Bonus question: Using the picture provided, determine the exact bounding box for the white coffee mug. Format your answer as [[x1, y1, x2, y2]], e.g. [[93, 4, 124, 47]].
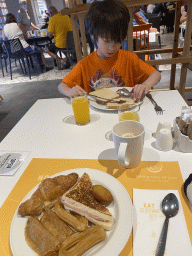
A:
[[112, 121, 145, 168]]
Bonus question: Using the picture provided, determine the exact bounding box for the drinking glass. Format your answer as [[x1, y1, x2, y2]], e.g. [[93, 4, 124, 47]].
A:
[[118, 104, 140, 122], [71, 94, 90, 125]]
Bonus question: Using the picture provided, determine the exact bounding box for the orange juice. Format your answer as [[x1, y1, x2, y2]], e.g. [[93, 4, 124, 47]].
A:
[[119, 111, 140, 122], [72, 96, 90, 125]]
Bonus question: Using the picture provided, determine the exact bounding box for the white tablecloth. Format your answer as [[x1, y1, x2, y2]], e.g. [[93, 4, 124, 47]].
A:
[[0, 90, 191, 208]]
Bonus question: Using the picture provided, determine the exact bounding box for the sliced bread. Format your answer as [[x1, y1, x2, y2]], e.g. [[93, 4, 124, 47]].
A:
[[89, 88, 119, 104], [107, 98, 135, 109]]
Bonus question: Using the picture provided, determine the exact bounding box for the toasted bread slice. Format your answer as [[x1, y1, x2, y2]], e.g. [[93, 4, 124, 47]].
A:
[[107, 98, 135, 109], [63, 173, 111, 216], [89, 88, 119, 104], [95, 98, 109, 105], [61, 173, 114, 230]]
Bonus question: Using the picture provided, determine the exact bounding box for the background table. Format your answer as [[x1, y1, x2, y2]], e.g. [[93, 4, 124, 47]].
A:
[[27, 36, 53, 48], [0, 90, 191, 208]]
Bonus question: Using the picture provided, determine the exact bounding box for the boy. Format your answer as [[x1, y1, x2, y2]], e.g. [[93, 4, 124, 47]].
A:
[[58, 0, 161, 101]]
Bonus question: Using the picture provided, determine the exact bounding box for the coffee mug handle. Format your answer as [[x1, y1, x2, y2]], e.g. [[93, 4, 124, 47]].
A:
[[118, 142, 129, 168]]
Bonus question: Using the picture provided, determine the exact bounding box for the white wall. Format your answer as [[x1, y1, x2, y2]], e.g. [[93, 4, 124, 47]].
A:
[[50, 0, 64, 12], [5, 0, 64, 26], [5, 0, 20, 20], [5, 0, 37, 24]]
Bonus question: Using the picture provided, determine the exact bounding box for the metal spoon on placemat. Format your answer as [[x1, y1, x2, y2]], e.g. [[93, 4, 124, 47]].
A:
[[155, 193, 179, 256]]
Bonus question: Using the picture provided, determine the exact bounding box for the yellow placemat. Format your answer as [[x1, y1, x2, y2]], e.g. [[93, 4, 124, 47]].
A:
[[0, 158, 191, 256]]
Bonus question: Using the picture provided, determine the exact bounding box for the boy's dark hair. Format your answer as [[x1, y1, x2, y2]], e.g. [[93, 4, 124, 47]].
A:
[[6, 13, 17, 24], [85, 0, 130, 43]]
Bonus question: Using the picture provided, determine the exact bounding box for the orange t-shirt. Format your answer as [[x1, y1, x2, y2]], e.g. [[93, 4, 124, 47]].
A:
[[62, 49, 156, 93]]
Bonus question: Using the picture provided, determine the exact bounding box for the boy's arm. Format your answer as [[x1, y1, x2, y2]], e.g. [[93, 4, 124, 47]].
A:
[[133, 70, 161, 101], [58, 82, 87, 97]]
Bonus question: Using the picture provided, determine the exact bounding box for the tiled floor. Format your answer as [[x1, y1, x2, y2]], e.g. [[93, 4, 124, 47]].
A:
[[0, 54, 71, 84]]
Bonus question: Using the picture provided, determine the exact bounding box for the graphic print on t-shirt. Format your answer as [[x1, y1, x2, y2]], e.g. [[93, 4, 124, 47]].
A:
[[88, 68, 125, 91]]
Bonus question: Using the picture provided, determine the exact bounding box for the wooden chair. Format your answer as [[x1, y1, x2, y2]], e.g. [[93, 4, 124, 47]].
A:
[[133, 23, 152, 52]]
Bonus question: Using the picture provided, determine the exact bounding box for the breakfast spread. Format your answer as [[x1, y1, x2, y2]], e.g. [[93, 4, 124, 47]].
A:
[[89, 87, 135, 109], [18, 172, 114, 256]]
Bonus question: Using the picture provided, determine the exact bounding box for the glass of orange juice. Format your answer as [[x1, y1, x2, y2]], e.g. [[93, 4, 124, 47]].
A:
[[118, 104, 140, 122], [71, 94, 90, 125]]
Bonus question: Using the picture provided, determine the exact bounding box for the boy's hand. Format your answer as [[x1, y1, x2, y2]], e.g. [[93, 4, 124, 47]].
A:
[[133, 84, 149, 101], [67, 85, 87, 97]]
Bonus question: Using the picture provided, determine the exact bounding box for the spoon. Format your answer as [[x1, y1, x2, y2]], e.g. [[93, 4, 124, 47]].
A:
[[117, 88, 132, 97], [155, 193, 179, 256]]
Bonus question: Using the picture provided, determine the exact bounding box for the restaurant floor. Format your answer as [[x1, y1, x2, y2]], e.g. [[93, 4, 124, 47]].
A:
[[0, 32, 192, 142]]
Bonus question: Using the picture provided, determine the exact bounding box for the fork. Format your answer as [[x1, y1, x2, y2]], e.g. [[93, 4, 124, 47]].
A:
[[146, 93, 165, 115]]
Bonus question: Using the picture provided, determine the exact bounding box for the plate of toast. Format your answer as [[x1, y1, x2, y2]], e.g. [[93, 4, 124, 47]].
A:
[[88, 87, 143, 111], [10, 169, 133, 256]]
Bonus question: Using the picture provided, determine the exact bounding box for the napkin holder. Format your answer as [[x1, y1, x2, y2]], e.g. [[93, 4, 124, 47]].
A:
[[173, 117, 192, 153]]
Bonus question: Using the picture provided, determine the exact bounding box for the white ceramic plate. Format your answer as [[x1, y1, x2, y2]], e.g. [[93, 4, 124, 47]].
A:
[[89, 87, 143, 112], [10, 168, 133, 256]]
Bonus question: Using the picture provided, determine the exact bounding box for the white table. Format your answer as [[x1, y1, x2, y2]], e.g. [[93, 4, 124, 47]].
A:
[[0, 90, 191, 208]]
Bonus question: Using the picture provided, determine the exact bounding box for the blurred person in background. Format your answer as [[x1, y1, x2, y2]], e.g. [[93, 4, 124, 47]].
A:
[[140, 5, 147, 14], [152, 3, 165, 15], [147, 4, 155, 14], [17, 0, 39, 39], [180, 1, 189, 39], [133, 7, 148, 25], [47, 6, 72, 68], [180, 0, 188, 24], [41, 10, 49, 29], [3, 13, 53, 72], [165, 1, 176, 32]]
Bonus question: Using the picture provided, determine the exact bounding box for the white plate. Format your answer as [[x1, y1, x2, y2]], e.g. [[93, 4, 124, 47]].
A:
[[10, 168, 133, 256], [89, 87, 143, 112]]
